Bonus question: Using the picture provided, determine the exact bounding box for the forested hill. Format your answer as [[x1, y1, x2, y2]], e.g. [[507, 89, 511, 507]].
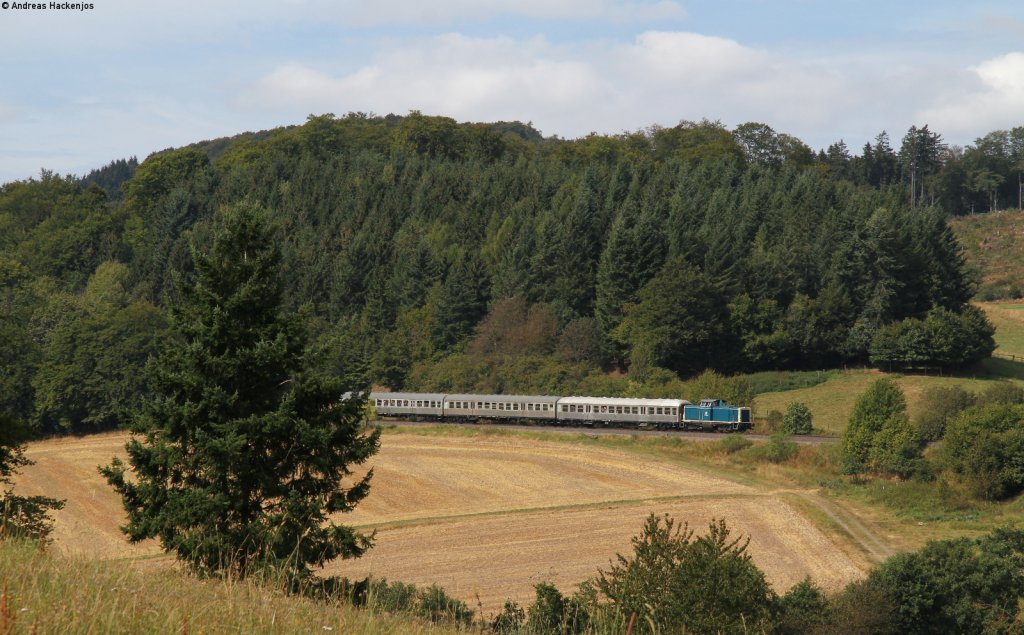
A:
[[0, 113, 1007, 435]]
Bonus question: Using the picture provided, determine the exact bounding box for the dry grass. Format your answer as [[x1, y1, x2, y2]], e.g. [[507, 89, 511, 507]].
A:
[[0, 538, 458, 635], [15, 430, 870, 618]]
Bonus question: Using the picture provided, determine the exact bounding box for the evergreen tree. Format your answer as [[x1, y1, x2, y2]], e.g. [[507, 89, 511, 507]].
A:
[[102, 202, 380, 582]]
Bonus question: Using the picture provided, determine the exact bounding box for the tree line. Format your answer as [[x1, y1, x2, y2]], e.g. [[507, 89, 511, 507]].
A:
[[0, 112, 1004, 436]]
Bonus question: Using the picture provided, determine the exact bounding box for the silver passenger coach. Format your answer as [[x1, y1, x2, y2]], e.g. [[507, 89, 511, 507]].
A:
[[371, 392, 444, 419], [444, 394, 560, 421], [557, 396, 690, 427]]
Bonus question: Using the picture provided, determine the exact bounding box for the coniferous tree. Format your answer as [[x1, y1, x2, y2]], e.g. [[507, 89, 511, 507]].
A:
[[102, 202, 379, 582]]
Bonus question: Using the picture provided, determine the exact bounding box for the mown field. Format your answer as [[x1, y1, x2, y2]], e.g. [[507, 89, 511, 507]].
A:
[[15, 430, 875, 617]]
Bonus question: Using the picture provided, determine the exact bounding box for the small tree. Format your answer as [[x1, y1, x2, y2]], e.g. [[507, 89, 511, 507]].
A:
[[841, 378, 906, 475], [782, 402, 813, 435], [102, 203, 380, 582]]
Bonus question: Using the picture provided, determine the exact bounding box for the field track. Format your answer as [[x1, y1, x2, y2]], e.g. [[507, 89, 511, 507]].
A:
[[15, 429, 881, 615]]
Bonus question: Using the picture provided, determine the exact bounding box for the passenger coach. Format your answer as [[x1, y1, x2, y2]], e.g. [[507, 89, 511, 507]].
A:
[[557, 396, 690, 428], [443, 394, 559, 422]]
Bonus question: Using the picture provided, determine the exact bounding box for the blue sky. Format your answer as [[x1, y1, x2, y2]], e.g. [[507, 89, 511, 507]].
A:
[[2, 1, 1023, 183]]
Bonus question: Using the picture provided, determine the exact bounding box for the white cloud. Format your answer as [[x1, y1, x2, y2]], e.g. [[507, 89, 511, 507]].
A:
[[241, 31, 862, 141], [917, 52, 1024, 139]]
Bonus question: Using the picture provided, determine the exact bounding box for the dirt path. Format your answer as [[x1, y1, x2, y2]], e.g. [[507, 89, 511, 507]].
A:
[[14, 431, 880, 615]]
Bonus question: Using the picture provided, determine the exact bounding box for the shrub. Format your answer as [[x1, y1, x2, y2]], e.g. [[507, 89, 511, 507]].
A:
[[750, 432, 798, 464], [841, 378, 907, 475], [718, 434, 753, 454], [491, 600, 525, 633], [913, 386, 976, 441], [942, 403, 1024, 500], [782, 402, 813, 435], [594, 515, 776, 635], [526, 582, 589, 635], [766, 409, 784, 431]]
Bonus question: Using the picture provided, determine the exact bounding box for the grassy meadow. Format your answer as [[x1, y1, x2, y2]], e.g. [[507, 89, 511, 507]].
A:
[[0, 539, 461, 635], [749, 301, 1024, 435]]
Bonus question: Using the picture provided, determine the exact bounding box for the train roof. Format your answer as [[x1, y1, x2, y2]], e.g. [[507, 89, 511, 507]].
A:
[[444, 393, 561, 403], [558, 396, 691, 407], [369, 391, 446, 401]]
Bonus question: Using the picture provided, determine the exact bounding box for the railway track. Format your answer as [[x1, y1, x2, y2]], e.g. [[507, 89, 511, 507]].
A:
[[375, 419, 838, 445]]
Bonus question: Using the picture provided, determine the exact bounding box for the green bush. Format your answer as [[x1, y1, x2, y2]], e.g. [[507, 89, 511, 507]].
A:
[[942, 403, 1024, 500], [782, 402, 813, 435], [766, 409, 784, 431], [526, 582, 589, 635], [913, 386, 976, 441], [750, 432, 798, 464], [491, 600, 525, 633], [593, 515, 776, 635]]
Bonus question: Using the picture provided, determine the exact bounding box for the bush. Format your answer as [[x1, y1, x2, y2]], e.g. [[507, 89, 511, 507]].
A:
[[491, 600, 525, 633], [782, 402, 813, 435], [766, 409, 784, 431], [913, 386, 976, 441], [841, 378, 907, 476], [848, 528, 1024, 634], [942, 403, 1024, 500], [775, 578, 828, 635], [718, 434, 753, 454], [593, 515, 776, 635], [363, 579, 475, 627], [750, 432, 798, 464], [526, 582, 589, 635]]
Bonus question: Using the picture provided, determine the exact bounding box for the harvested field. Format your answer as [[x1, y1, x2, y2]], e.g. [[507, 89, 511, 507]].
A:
[[15, 430, 874, 615]]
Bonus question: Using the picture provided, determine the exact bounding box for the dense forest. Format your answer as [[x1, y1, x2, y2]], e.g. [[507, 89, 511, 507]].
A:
[[1, 112, 1013, 436]]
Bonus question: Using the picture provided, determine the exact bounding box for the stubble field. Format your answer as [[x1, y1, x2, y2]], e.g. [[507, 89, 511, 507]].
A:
[[15, 429, 876, 614]]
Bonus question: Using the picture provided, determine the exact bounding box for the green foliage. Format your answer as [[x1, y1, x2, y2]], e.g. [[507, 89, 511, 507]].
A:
[[841, 378, 908, 475], [869, 306, 995, 370], [850, 528, 1024, 634], [868, 414, 924, 479], [782, 401, 813, 434], [913, 385, 976, 441], [101, 202, 380, 582], [491, 600, 526, 634], [942, 403, 1024, 500], [594, 514, 776, 635], [775, 578, 829, 635], [614, 257, 727, 377], [749, 432, 799, 464], [766, 409, 784, 431], [31, 261, 169, 434], [525, 582, 589, 635]]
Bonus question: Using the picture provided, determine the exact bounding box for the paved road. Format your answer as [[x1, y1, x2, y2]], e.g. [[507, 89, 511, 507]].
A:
[[376, 419, 838, 445]]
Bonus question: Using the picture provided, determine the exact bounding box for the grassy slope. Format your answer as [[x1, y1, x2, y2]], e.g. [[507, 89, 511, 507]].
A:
[[0, 539, 459, 635], [752, 295, 1024, 434], [950, 210, 1024, 299]]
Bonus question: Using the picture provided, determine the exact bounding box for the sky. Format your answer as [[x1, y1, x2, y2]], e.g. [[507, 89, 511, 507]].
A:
[[2, 0, 1024, 184]]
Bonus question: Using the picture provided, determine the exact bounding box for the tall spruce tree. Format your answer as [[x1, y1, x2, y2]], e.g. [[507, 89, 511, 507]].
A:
[[102, 202, 380, 582]]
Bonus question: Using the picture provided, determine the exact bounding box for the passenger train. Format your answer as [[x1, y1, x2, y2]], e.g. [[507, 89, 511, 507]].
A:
[[369, 392, 752, 432]]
